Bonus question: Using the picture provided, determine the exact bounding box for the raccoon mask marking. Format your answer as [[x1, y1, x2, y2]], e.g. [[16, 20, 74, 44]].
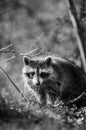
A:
[[22, 56, 60, 105], [23, 56, 54, 86]]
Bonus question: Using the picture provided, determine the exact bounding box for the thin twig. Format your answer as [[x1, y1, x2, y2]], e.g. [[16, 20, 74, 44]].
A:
[[22, 48, 41, 56], [52, 101, 63, 108], [6, 55, 16, 62], [32, 33, 44, 45], [0, 44, 13, 52], [67, 92, 86, 104], [0, 66, 28, 102], [0, 46, 41, 57], [0, 33, 43, 57]]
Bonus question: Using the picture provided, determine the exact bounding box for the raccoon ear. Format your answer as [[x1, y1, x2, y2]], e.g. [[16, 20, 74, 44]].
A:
[[23, 56, 31, 65], [45, 57, 52, 66]]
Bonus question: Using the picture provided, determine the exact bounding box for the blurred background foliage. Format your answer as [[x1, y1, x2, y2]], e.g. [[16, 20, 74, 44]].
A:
[[0, 0, 80, 101]]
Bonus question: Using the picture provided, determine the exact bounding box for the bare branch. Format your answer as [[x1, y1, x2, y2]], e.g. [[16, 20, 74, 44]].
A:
[[0, 66, 28, 102], [0, 44, 13, 52], [0, 46, 41, 56], [67, 92, 86, 104], [0, 37, 42, 57], [34, 33, 44, 43], [6, 55, 16, 62], [0, 50, 15, 54], [65, 0, 86, 72], [20, 48, 41, 56], [52, 101, 63, 108]]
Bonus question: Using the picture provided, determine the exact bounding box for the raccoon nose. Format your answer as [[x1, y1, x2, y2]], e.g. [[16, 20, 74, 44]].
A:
[[36, 81, 40, 85]]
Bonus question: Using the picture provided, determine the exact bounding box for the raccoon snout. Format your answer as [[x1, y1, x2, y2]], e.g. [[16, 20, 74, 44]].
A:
[[36, 81, 40, 86], [33, 80, 40, 86], [33, 78, 42, 86]]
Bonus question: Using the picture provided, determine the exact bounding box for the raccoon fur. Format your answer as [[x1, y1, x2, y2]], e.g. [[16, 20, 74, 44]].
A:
[[22, 55, 86, 107]]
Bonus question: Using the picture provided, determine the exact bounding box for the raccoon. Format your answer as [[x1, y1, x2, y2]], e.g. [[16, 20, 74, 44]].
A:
[[22, 55, 86, 107]]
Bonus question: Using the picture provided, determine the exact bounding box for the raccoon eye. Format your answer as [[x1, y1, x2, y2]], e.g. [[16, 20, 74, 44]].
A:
[[25, 72, 35, 79], [40, 72, 50, 78]]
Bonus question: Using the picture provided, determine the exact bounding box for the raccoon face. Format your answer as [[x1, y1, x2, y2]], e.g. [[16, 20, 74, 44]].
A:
[[22, 56, 54, 91]]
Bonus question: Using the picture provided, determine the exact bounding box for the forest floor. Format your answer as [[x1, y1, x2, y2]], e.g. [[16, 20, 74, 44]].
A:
[[0, 95, 86, 130]]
